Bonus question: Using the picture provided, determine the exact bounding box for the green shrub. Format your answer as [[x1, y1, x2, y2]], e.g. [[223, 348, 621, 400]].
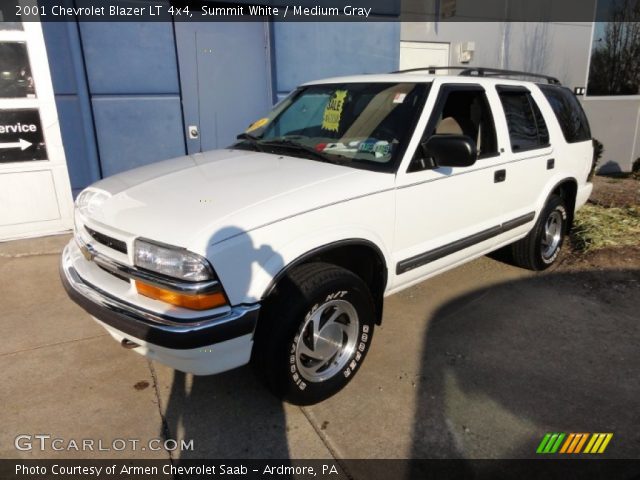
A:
[[589, 138, 604, 181]]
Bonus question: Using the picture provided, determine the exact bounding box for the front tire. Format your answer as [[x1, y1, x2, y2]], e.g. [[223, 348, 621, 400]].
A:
[[253, 263, 375, 405], [511, 194, 567, 271]]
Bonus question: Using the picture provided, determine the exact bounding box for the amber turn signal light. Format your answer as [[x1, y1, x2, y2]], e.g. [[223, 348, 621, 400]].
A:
[[135, 281, 227, 310]]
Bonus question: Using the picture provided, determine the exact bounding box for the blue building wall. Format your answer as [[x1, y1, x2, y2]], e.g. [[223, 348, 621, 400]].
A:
[[273, 22, 400, 99], [43, 19, 186, 191], [43, 11, 400, 193], [42, 21, 101, 195], [78, 21, 185, 177]]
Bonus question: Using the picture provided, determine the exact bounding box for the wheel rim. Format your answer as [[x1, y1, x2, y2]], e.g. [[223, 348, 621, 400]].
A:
[[295, 299, 359, 383], [541, 210, 563, 260]]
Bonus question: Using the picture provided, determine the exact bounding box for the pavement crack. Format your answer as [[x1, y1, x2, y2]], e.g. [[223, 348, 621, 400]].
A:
[[148, 361, 177, 476], [299, 407, 355, 480], [0, 251, 63, 258], [0, 333, 108, 358]]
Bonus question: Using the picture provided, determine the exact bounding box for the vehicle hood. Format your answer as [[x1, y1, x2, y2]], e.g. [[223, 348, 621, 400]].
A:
[[88, 149, 391, 250]]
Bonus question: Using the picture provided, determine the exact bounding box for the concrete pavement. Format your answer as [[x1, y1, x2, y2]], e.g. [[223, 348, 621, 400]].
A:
[[1, 234, 638, 463]]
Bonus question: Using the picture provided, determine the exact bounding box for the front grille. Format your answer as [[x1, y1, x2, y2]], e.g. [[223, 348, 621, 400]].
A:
[[96, 263, 129, 283], [85, 226, 128, 254]]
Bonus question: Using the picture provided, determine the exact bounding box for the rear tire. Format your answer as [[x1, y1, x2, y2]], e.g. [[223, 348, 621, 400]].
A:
[[252, 263, 376, 405], [511, 194, 567, 271]]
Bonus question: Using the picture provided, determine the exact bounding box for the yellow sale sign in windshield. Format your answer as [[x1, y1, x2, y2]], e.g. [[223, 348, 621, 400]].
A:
[[322, 90, 347, 132]]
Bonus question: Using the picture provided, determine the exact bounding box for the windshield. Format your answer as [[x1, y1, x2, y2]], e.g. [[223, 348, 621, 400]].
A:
[[234, 82, 430, 172]]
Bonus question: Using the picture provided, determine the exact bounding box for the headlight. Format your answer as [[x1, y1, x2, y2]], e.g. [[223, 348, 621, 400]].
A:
[[76, 189, 110, 216], [134, 239, 214, 282]]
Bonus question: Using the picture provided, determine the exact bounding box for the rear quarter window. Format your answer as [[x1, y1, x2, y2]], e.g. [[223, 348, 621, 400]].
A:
[[539, 85, 591, 143]]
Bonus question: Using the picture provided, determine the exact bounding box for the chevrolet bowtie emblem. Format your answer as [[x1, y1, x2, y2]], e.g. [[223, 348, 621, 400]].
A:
[[80, 244, 94, 261], [76, 237, 95, 261]]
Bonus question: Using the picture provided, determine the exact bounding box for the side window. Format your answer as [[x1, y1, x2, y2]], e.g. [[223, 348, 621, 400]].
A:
[[428, 88, 498, 159], [498, 88, 549, 152], [539, 85, 591, 143]]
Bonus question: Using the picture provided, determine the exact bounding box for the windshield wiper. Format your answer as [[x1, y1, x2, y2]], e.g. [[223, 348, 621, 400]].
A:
[[260, 138, 346, 165], [235, 132, 264, 151]]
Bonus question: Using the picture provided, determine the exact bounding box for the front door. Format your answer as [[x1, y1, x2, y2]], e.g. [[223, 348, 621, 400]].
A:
[[0, 21, 73, 240], [392, 81, 507, 289], [175, 18, 273, 154]]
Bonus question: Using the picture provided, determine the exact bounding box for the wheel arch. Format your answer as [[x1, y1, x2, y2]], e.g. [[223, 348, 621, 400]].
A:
[[261, 239, 389, 325], [548, 177, 578, 231]]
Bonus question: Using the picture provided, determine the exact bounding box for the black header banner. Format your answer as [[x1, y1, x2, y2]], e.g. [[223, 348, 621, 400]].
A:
[[2, 0, 638, 22]]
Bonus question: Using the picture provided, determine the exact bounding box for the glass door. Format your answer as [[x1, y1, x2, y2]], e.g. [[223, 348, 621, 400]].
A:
[[0, 17, 73, 240]]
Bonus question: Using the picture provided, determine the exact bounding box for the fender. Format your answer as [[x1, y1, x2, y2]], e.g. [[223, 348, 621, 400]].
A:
[[261, 238, 389, 301], [535, 175, 578, 225], [207, 224, 392, 306]]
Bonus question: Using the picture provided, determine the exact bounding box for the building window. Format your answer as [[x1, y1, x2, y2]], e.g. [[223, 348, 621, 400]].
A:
[[587, 0, 640, 96]]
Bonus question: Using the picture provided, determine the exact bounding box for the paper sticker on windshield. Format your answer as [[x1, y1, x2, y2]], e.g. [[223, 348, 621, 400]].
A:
[[246, 117, 269, 133], [322, 90, 348, 132], [393, 93, 407, 104], [358, 140, 393, 157]]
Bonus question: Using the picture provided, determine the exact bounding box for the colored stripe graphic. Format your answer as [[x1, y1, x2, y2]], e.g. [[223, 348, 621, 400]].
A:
[[549, 433, 565, 453], [536, 433, 565, 454], [559, 433, 575, 454], [566, 433, 584, 453], [536, 433, 552, 453], [538, 433, 613, 454], [584, 433, 614, 454]]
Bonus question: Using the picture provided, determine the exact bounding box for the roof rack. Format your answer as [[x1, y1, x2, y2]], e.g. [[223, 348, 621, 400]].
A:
[[390, 66, 561, 85]]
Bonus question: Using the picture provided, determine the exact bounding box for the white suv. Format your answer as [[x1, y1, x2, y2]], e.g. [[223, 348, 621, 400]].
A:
[[61, 68, 593, 404]]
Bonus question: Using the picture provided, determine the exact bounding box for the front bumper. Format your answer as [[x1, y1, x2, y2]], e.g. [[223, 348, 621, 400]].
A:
[[60, 242, 259, 374]]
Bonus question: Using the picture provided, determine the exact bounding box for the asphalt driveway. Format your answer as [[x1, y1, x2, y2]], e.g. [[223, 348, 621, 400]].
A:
[[1, 234, 638, 466]]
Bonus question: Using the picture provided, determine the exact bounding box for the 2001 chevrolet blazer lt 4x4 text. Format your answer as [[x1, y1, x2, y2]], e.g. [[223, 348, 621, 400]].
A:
[[61, 68, 594, 404]]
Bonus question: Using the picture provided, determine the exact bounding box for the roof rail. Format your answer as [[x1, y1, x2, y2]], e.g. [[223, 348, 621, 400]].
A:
[[390, 66, 561, 85]]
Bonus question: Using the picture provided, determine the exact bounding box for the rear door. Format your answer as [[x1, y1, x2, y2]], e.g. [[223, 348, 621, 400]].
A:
[[492, 85, 554, 242], [393, 80, 508, 289]]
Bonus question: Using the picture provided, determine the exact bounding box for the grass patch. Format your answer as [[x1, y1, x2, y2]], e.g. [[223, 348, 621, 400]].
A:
[[572, 204, 640, 252]]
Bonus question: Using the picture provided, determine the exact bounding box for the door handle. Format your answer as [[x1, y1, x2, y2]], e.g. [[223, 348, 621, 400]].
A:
[[494, 169, 506, 183], [547, 158, 555, 170]]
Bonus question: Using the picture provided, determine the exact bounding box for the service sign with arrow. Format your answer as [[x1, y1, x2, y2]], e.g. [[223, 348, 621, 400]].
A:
[[0, 109, 47, 163]]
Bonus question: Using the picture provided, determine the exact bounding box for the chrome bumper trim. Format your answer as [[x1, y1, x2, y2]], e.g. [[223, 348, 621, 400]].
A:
[[60, 244, 259, 349]]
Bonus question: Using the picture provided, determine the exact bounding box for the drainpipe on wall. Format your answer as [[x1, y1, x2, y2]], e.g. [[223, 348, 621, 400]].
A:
[[500, 0, 511, 69]]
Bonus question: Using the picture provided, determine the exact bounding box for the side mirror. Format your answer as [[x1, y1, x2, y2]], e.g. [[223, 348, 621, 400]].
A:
[[419, 134, 477, 168]]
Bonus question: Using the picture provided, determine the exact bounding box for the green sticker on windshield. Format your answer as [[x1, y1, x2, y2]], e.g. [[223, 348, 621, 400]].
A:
[[321, 90, 347, 132]]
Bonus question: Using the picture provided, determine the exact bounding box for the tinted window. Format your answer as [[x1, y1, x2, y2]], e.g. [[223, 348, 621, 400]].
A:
[[427, 88, 498, 158], [539, 85, 591, 143], [498, 89, 549, 152]]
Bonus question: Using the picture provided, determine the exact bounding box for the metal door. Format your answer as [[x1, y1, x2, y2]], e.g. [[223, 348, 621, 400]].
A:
[[399, 41, 450, 72], [175, 20, 273, 154]]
